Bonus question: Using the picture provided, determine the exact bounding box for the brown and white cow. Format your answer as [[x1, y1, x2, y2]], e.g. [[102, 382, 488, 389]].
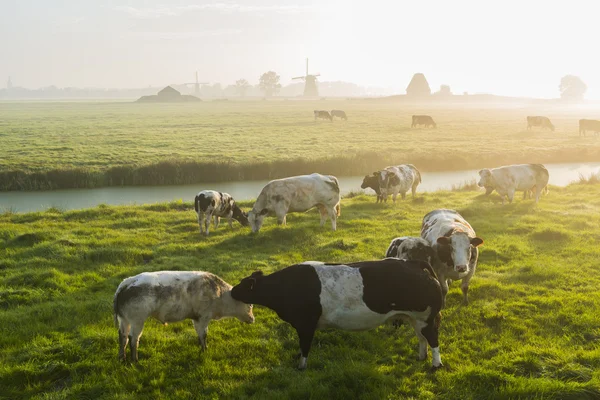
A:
[[194, 190, 248, 235], [232, 259, 443, 370], [579, 119, 600, 137], [314, 110, 332, 121], [527, 116, 555, 131], [114, 271, 255, 362], [411, 115, 436, 128], [421, 209, 483, 307], [378, 164, 422, 202], [247, 173, 341, 232], [477, 164, 549, 204]]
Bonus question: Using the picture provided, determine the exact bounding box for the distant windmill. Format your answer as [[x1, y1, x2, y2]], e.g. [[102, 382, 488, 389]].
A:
[[182, 71, 209, 95], [292, 58, 320, 97]]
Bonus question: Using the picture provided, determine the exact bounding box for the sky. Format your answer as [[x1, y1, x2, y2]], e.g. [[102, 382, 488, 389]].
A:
[[1, 0, 599, 98]]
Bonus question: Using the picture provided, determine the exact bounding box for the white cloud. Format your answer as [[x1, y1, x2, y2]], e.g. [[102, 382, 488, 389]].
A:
[[115, 3, 315, 19]]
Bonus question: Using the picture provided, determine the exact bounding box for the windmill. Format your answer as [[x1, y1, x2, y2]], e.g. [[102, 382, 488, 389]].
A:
[[292, 58, 320, 97], [182, 71, 209, 95]]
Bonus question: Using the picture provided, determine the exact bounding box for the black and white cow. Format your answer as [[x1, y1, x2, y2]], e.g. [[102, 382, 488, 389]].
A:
[[330, 110, 348, 120], [378, 164, 422, 202], [314, 110, 333, 121], [386, 237, 436, 265], [247, 173, 341, 232], [114, 271, 255, 362], [194, 190, 249, 235], [231, 259, 443, 370], [360, 173, 383, 202], [421, 209, 483, 307]]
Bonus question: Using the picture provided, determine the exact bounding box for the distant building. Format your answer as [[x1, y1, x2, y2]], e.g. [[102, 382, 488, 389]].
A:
[[136, 85, 201, 103]]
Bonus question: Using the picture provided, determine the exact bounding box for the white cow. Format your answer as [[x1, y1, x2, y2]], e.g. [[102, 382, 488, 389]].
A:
[[194, 190, 248, 235], [247, 173, 341, 232], [477, 164, 549, 204], [378, 164, 422, 202], [114, 271, 255, 362], [421, 209, 483, 307]]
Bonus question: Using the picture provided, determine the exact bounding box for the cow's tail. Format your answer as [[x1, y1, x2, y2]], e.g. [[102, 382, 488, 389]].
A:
[[113, 285, 121, 328], [417, 260, 439, 282], [335, 202, 341, 217], [409, 164, 422, 184], [194, 194, 200, 212]]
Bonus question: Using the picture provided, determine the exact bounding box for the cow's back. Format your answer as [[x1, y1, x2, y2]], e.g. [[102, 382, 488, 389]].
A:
[[422, 209, 475, 243]]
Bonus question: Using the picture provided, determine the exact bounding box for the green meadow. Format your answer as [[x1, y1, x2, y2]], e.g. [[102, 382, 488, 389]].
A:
[[1, 100, 599, 190], [1, 184, 599, 399]]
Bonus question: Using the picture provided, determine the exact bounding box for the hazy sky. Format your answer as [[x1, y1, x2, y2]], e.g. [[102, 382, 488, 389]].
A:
[[2, 0, 598, 98]]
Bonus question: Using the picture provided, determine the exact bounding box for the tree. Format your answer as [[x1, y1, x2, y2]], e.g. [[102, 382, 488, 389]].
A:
[[559, 75, 587, 101], [235, 79, 250, 97], [258, 71, 281, 97], [406, 73, 431, 97]]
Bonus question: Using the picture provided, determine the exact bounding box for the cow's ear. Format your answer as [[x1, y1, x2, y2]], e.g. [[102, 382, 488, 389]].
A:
[[259, 208, 268, 216], [437, 236, 451, 245], [471, 237, 483, 247]]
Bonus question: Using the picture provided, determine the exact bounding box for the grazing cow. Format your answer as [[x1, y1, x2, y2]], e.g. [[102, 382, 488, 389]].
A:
[[194, 190, 249, 236], [114, 271, 255, 362], [411, 115, 437, 128], [330, 110, 348, 120], [421, 209, 483, 307], [247, 173, 341, 232], [314, 110, 332, 121], [378, 164, 422, 202], [360, 173, 383, 202], [527, 116, 555, 132], [385, 237, 436, 265], [231, 259, 443, 370], [477, 164, 549, 204], [579, 119, 600, 136]]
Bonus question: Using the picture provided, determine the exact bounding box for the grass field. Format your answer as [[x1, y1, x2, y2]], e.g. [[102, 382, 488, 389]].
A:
[[1, 100, 600, 190], [1, 183, 599, 399]]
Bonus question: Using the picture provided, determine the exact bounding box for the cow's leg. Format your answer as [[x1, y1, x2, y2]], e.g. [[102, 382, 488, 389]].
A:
[[193, 317, 211, 351], [204, 212, 212, 236], [316, 204, 328, 227], [505, 188, 515, 204], [461, 249, 478, 305], [420, 318, 442, 368], [411, 184, 417, 198], [327, 206, 338, 231], [409, 318, 428, 361], [128, 321, 145, 362], [227, 212, 234, 229], [213, 216, 220, 230], [296, 327, 316, 370], [401, 191, 406, 200], [198, 211, 205, 234], [118, 318, 131, 361]]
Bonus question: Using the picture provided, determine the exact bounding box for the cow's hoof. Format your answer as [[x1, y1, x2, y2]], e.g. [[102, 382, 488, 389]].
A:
[[430, 364, 444, 373]]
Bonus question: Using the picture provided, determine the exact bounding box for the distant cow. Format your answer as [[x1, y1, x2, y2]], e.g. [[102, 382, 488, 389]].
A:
[[114, 271, 255, 362], [421, 209, 483, 307], [231, 259, 443, 370], [360, 173, 383, 202], [314, 110, 332, 121], [330, 110, 347, 120], [247, 173, 341, 232], [194, 190, 248, 236], [412, 115, 436, 128], [477, 164, 549, 204], [385, 236, 436, 265], [527, 116, 554, 131], [579, 119, 600, 136], [378, 164, 422, 202]]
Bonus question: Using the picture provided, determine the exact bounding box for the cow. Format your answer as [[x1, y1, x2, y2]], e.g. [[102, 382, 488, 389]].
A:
[[477, 164, 549, 204], [330, 110, 348, 120], [386, 236, 436, 265], [421, 209, 483, 307], [247, 173, 341, 233], [231, 259, 443, 370], [360, 173, 383, 202], [314, 110, 332, 121], [411, 115, 436, 128], [113, 271, 255, 362], [579, 119, 600, 137], [527, 116, 555, 132], [194, 190, 249, 236], [378, 164, 422, 202]]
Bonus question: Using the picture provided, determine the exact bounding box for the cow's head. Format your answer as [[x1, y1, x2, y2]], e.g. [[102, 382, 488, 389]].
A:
[[232, 205, 249, 226], [386, 238, 437, 265], [231, 271, 264, 304], [361, 173, 380, 194], [477, 169, 495, 189], [484, 186, 494, 195], [436, 232, 483, 274], [549, 123, 555, 132], [247, 208, 269, 233]]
